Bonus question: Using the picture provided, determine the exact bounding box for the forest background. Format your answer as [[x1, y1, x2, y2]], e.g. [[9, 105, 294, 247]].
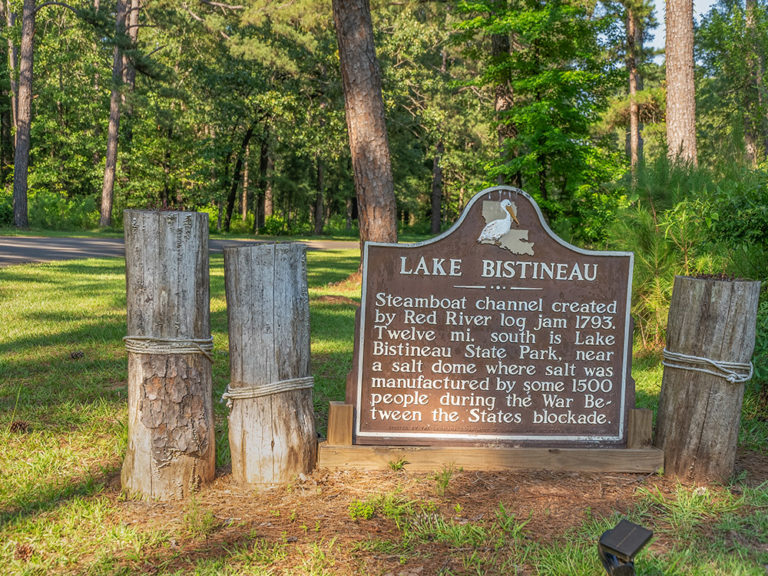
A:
[[0, 0, 766, 395]]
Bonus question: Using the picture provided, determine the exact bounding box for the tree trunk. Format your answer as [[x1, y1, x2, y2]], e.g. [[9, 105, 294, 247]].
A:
[[241, 143, 249, 221], [430, 139, 444, 235], [314, 157, 324, 236], [0, 93, 9, 177], [122, 210, 215, 500], [224, 123, 255, 232], [252, 134, 270, 233], [119, 0, 140, 182], [223, 243, 316, 485], [491, 3, 521, 188], [626, 2, 644, 176], [12, 0, 33, 229], [332, 0, 397, 248], [263, 153, 273, 220], [655, 276, 761, 482], [99, 0, 127, 228], [4, 0, 18, 145], [744, 0, 767, 166], [0, 10, 11, 177], [345, 195, 354, 231], [665, 0, 697, 165]]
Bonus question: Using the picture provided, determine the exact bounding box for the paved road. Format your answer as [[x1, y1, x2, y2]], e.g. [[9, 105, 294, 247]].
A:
[[0, 235, 359, 267]]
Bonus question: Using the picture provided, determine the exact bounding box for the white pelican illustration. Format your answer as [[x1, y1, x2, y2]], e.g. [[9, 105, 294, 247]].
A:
[[478, 199, 519, 244]]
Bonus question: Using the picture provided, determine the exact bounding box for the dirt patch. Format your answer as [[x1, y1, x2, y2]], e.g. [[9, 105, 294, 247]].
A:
[[736, 448, 768, 486]]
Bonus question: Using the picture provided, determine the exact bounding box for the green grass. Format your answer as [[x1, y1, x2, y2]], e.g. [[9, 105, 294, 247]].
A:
[[1, 249, 766, 575]]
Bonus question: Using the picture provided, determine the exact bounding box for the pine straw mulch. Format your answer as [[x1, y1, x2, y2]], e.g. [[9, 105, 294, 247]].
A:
[[101, 449, 768, 575]]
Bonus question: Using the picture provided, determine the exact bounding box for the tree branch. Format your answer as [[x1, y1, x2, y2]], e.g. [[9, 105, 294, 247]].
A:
[[199, 0, 244, 9], [34, 1, 80, 15], [182, 3, 231, 39]]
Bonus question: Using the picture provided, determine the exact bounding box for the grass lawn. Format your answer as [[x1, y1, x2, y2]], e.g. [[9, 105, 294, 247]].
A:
[[0, 250, 766, 575]]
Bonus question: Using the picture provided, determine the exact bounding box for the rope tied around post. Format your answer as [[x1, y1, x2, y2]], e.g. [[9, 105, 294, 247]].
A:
[[221, 376, 314, 409], [662, 348, 753, 384], [124, 336, 214, 362]]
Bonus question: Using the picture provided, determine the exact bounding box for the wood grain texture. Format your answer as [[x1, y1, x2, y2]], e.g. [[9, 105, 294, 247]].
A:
[[224, 243, 316, 485], [655, 276, 761, 482], [122, 210, 214, 500], [327, 402, 354, 446], [627, 408, 653, 449], [317, 443, 663, 473]]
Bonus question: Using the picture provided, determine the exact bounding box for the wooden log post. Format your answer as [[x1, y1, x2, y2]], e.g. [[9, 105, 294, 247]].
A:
[[223, 243, 316, 485], [121, 210, 215, 500], [655, 276, 761, 482]]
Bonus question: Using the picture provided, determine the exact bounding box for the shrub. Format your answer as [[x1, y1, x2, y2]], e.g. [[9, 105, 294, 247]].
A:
[[260, 215, 288, 236], [28, 190, 99, 229], [0, 188, 12, 226], [607, 205, 677, 349]]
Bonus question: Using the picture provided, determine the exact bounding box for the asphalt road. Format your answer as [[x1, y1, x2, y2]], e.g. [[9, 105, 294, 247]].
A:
[[0, 235, 359, 267]]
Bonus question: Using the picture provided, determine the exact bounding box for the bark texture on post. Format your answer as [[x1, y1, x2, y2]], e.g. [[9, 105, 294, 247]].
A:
[[122, 210, 215, 500], [655, 276, 761, 483], [224, 243, 316, 485]]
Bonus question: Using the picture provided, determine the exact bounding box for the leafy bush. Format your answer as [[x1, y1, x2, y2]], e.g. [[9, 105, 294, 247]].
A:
[[607, 205, 677, 348], [703, 168, 768, 245], [197, 204, 220, 233], [28, 190, 99, 229], [752, 294, 768, 394], [260, 215, 288, 236], [348, 499, 375, 520], [0, 188, 12, 226]]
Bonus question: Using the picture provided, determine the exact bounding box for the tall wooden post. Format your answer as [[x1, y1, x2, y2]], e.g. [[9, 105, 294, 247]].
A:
[[122, 210, 215, 499], [656, 276, 761, 482], [223, 243, 316, 485]]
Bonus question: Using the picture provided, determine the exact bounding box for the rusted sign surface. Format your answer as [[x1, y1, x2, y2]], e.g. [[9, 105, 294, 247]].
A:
[[350, 186, 634, 446]]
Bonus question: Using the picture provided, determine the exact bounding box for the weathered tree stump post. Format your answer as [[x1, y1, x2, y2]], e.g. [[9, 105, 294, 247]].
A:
[[223, 243, 316, 484], [655, 275, 761, 482], [121, 210, 215, 500]]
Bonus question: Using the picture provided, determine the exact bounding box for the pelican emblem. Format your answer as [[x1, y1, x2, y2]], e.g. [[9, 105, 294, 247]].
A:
[[477, 198, 534, 255], [478, 199, 519, 245]]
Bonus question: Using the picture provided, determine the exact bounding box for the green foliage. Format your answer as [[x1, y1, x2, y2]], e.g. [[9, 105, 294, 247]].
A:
[[388, 457, 407, 471], [0, 188, 12, 226], [606, 158, 766, 350], [348, 499, 376, 521], [457, 0, 621, 209], [348, 493, 415, 524], [698, 0, 768, 167], [638, 484, 743, 537], [28, 190, 100, 230], [744, 291, 768, 424], [410, 512, 488, 547], [432, 463, 460, 497], [261, 215, 289, 236], [608, 204, 676, 348], [183, 498, 221, 538], [703, 169, 768, 247]]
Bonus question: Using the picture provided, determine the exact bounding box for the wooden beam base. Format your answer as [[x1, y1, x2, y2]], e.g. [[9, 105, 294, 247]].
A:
[[317, 443, 663, 474]]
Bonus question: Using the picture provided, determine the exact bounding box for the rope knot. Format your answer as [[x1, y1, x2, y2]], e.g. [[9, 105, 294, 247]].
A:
[[662, 348, 753, 384], [124, 336, 214, 362], [221, 376, 314, 409]]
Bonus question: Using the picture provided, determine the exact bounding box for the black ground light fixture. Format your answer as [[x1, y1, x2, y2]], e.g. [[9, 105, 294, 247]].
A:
[[598, 519, 653, 576]]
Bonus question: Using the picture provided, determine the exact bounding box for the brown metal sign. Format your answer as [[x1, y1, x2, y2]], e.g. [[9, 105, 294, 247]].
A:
[[350, 186, 634, 446]]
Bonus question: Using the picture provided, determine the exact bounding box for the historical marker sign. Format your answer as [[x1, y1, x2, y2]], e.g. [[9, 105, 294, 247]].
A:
[[350, 186, 634, 446]]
